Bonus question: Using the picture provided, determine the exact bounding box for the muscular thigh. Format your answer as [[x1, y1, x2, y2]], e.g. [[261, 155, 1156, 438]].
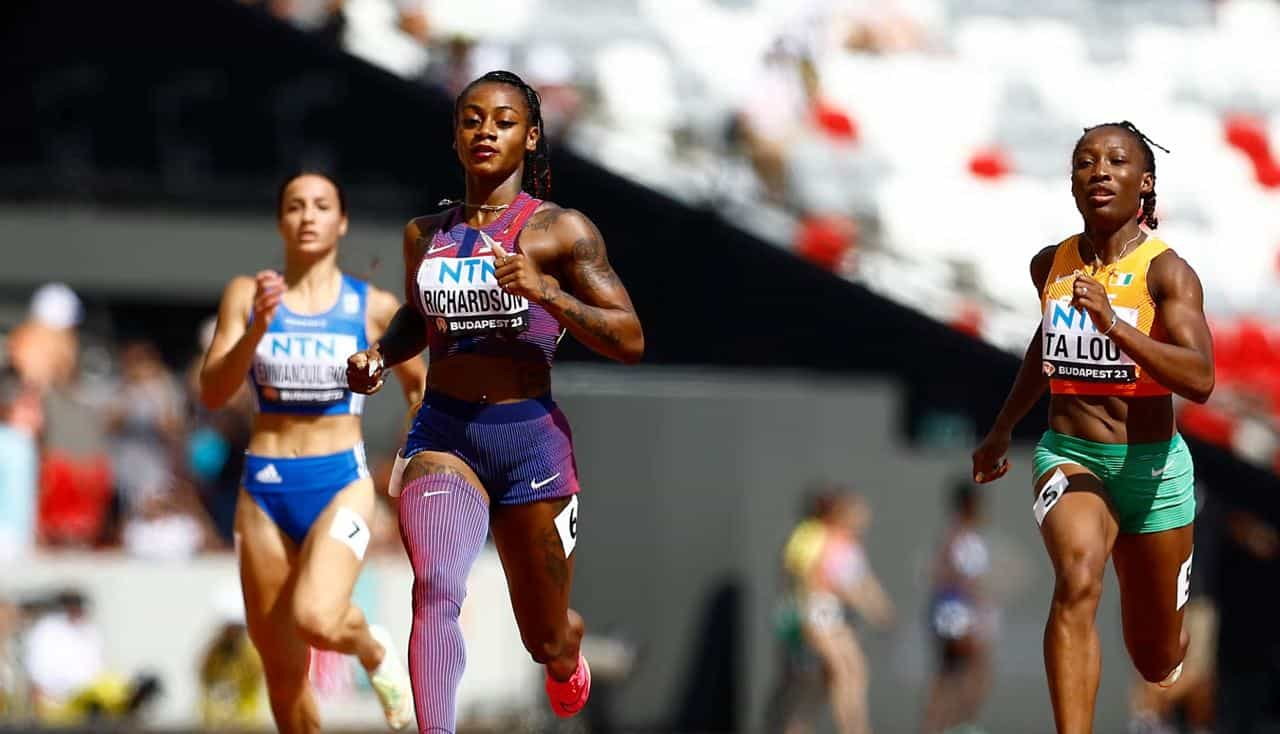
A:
[[490, 496, 577, 638], [292, 477, 377, 617], [235, 486, 298, 627], [401, 450, 487, 497], [1112, 523, 1194, 646], [1034, 463, 1119, 577]]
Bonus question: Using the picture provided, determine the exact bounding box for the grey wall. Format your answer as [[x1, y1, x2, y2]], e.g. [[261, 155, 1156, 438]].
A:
[[552, 366, 1132, 733], [0, 205, 405, 299]]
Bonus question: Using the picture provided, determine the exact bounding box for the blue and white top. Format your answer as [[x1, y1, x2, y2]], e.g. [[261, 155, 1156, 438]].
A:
[[249, 273, 369, 416]]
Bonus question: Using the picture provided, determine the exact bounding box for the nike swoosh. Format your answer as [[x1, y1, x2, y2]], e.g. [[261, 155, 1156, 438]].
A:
[[427, 243, 455, 255], [1151, 467, 1167, 477], [423, 490, 451, 497], [531, 473, 561, 490]]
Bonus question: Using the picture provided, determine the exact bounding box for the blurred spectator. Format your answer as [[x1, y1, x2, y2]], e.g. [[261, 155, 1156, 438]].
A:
[[105, 340, 185, 521], [185, 316, 251, 545], [198, 588, 264, 728], [768, 486, 893, 734], [0, 598, 31, 719], [121, 482, 218, 561], [6, 283, 81, 393], [734, 46, 815, 203], [23, 590, 161, 725], [0, 367, 41, 561], [921, 481, 996, 734], [240, 0, 346, 45], [388, 0, 430, 44], [523, 43, 583, 139], [23, 590, 105, 712]]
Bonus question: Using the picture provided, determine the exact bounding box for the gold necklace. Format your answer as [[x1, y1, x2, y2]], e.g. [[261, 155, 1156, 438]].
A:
[[436, 198, 512, 212], [1083, 230, 1142, 274]]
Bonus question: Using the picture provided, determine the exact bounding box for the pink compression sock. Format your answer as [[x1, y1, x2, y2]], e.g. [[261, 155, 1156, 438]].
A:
[[398, 473, 490, 734]]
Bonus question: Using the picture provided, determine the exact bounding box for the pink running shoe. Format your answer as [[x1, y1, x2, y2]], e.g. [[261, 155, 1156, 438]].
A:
[[545, 654, 591, 718]]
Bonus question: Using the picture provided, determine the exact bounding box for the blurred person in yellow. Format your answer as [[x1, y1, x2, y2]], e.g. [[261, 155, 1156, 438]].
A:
[[25, 590, 162, 725], [772, 487, 894, 734], [199, 588, 265, 729]]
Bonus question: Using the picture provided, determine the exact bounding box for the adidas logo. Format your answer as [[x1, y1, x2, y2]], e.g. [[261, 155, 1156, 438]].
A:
[[255, 464, 283, 484]]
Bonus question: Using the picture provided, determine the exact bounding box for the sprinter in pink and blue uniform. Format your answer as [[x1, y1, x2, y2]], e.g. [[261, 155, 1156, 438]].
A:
[[346, 71, 643, 733]]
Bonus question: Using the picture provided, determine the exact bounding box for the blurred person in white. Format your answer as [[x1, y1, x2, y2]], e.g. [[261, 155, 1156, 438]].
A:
[[105, 340, 185, 518], [921, 481, 997, 734], [9, 282, 110, 494], [6, 282, 81, 393], [199, 172, 424, 732], [0, 367, 42, 561], [779, 490, 894, 734], [523, 43, 582, 140], [121, 484, 219, 561], [239, 0, 346, 44], [735, 40, 814, 203], [23, 590, 104, 716]]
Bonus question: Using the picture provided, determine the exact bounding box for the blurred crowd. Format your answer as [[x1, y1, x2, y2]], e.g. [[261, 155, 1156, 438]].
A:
[[234, 0, 1280, 472], [0, 282, 405, 562]]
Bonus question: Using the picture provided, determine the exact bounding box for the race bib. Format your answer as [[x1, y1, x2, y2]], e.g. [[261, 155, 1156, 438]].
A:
[[253, 332, 358, 405], [418, 255, 530, 337], [1041, 298, 1140, 383]]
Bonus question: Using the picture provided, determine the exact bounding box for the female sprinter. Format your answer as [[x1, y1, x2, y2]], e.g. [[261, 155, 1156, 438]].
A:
[[972, 121, 1215, 733], [346, 70, 643, 732], [201, 173, 426, 732]]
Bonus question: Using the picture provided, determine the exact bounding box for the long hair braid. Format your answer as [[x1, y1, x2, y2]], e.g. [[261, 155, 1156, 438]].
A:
[[455, 70, 552, 199], [1077, 120, 1170, 229]]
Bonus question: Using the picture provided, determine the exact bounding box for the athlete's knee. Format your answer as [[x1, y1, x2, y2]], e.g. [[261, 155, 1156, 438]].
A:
[[1051, 553, 1105, 615], [413, 566, 467, 617], [1131, 633, 1186, 684], [292, 603, 344, 650]]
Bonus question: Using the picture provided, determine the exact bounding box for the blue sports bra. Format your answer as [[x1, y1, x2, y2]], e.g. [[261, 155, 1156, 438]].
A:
[[249, 273, 369, 416]]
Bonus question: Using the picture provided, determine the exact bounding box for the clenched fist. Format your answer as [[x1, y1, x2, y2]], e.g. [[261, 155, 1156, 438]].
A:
[[346, 344, 385, 395]]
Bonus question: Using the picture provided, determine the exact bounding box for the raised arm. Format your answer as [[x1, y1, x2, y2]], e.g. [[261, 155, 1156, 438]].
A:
[[1108, 252, 1214, 403], [972, 245, 1057, 482], [200, 271, 282, 410], [492, 208, 643, 363]]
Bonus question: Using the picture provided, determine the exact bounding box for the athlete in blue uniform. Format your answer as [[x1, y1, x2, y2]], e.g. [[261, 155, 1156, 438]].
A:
[[200, 172, 426, 733]]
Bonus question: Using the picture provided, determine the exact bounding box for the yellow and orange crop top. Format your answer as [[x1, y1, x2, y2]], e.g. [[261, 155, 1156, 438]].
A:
[[1040, 234, 1171, 397]]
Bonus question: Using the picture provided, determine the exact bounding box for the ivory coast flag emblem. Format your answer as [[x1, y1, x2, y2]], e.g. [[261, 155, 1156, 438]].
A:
[[1110, 272, 1134, 287]]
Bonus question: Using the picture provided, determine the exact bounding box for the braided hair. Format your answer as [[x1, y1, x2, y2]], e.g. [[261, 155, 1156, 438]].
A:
[[455, 70, 552, 198], [1076, 120, 1170, 229]]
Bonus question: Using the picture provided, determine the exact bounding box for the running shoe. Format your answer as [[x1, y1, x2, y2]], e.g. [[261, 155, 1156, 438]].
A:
[[366, 624, 413, 730], [545, 653, 591, 718]]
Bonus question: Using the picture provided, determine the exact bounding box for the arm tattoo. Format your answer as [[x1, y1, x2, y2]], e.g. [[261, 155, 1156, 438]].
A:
[[526, 207, 568, 233], [570, 236, 623, 293], [559, 299, 623, 347]]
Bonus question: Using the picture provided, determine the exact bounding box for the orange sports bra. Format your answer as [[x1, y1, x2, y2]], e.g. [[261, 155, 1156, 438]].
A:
[[1040, 234, 1172, 397]]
